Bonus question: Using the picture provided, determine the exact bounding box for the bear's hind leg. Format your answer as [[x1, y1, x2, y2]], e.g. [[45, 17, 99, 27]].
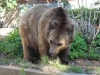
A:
[[19, 25, 40, 63], [21, 37, 40, 63]]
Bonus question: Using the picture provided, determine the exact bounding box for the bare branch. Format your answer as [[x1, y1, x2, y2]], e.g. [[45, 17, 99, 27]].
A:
[[93, 19, 100, 39]]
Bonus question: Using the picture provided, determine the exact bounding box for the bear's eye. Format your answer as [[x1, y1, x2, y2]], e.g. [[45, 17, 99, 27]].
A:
[[57, 43, 62, 46], [50, 40, 53, 44]]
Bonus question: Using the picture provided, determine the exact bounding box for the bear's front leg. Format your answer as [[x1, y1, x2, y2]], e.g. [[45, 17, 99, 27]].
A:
[[58, 46, 70, 65], [39, 42, 49, 56]]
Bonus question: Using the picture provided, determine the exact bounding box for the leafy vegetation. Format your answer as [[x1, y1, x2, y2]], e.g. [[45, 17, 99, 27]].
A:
[[0, 57, 34, 68], [40, 56, 50, 65], [68, 7, 100, 60], [69, 33, 88, 60], [0, 28, 23, 58], [88, 34, 100, 60], [69, 7, 100, 25], [69, 32, 100, 60], [0, 0, 18, 11], [20, 68, 26, 75]]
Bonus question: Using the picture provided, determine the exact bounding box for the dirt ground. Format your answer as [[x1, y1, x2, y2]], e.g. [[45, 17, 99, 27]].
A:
[[0, 52, 100, 74], [71, 59, 100, 68], [69, 59, 100, 74]]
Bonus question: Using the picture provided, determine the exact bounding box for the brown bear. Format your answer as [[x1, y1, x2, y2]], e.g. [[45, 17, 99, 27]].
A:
[[19, 6, 74, 64]]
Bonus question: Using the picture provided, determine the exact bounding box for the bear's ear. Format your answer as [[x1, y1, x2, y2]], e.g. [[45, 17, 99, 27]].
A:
[[49, 19, 58, 30]]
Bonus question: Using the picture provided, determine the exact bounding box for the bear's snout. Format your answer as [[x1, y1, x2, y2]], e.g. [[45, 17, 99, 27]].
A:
[[49, 50, 56, 56]]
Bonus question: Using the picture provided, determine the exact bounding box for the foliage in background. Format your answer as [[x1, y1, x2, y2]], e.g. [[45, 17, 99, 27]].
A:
[[69, 33, 87, 60], [88, 34, 100, 60], [69, 32, 100, 60], [69, 7, 100, 25], [0, 0, 18, 11], [61, 0, 70, 8], [68, 6, 100, 60], [19, 4, 28, 15], [0, 28, 23, 58], [0, 28, 100, 60]]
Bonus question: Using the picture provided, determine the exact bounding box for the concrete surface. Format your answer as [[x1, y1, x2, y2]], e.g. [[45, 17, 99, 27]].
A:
[[0, 65, 49, 75], [0, 65, 96, 75], [0, 28, 15, 36]]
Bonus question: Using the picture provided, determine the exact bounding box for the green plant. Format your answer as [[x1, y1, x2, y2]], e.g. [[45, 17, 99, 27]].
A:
[[92, 34, 100, 47], [88, 48, 100, 60], [97, 67, 100, 74], [20, 68, 26, 75], [19, 60, 34, 68], [51, 61, 67, 71], [0, 28, 23, 58], [85, 67, 94, 74], [68, 6, 100, 61], [69, 7, 100, 45], [61, 0, 70, 8], [67, 66, 84, 73], [0, 57, 37, 68], [40, 56, 50, 66], [69, 33, 88, 60], [69, 7, 99, 22], [0, 0, 18, 11], [88, 34, 100, 60], [69, 32, 100, 60], [0, 58, 12, 65], [20, 4, 28, 13], [48, 59, 84, 73]]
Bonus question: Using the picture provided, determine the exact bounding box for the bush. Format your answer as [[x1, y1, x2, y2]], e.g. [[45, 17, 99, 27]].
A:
[[0, 28, 23, 58], [69, 7, 99, 23], [88, 34, 100, 60], [68, 7, 100, 60], [92, 34, 100, 47], [69, 33, 88, 60], [69, 32, 100, 60], [0, 0, 18, 11]]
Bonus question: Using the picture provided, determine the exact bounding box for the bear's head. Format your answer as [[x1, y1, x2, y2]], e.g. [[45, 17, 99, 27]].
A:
[[45, 7, 74, 56], [46, 20, 74, 56], [47, 30, 70, 56]]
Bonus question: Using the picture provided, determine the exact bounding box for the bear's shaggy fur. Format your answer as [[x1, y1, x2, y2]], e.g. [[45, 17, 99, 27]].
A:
[[19, 6, 74, 64]]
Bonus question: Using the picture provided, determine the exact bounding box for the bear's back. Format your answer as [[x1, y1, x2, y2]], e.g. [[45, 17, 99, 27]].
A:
[[20, 6, 49, 27], [19, 6, 49, 51]]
